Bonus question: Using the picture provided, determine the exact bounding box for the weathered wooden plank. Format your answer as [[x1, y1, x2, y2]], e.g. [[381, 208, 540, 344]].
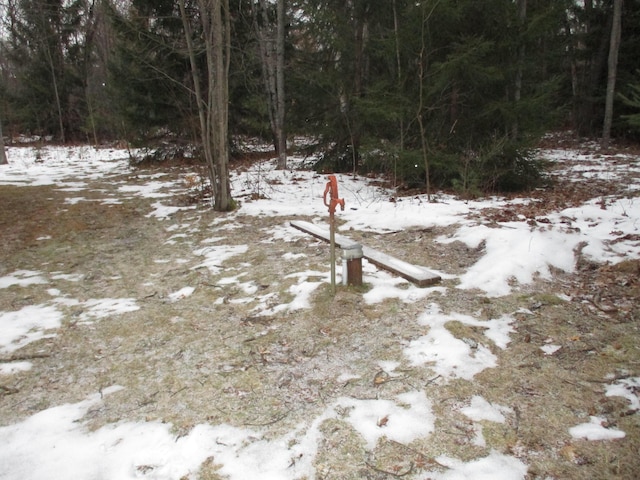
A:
[[290, 220, 441, 287]]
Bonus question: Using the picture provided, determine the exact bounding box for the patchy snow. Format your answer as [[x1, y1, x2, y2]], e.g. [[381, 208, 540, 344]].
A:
[[1, 140, 639, 479], [192, 243, 249, 274], [0, 361, 33, 375], [0, 146, 132, 187], [433, 451, 528, 480], [338, 391, 435, 449], [0, 305, 63, 354], [540, 344, 562, 355], [403, 303, 515, 380], [168, 286, 196, 302], [569, 416, 626, 441], [0, 270, 48, 288], [78, 298, 140, 323], [146, 201, 196, 219], [605, 377, 640, 411], [460, 396, 511, 423]]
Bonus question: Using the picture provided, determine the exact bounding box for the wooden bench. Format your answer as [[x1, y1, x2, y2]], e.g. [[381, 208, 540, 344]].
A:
[[290, 220, 441, 287]]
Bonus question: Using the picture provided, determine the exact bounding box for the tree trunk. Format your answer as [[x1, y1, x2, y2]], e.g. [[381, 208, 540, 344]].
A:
[[392, 0, 402, 188], [179, 0, 213, 181], [417, 10, 430, 202], [83, 0, 99, 145], [275, 0, 286, 169], [181, 0, 233, 212], [512, 0, 526, 139], [580, 3, 614, 135], [253, 0, 287, 169], [0, 119, 7, 165], [602, 0, 622, 147], [211, 0, 232, 211]]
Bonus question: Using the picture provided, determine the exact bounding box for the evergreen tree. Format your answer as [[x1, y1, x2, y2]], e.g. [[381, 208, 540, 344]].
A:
[[620, 71, 640, 131], [289, 0, 563, 193], [107, 0, 192, 142], [614, 0, 640, 139], [6, 0, 70, 140]]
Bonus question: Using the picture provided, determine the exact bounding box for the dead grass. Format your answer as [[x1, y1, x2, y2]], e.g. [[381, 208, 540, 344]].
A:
[[0, 158, 639, 479]]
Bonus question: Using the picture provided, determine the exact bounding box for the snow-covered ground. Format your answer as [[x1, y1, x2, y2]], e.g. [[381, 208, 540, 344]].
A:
[[1, 140, 639, 479]]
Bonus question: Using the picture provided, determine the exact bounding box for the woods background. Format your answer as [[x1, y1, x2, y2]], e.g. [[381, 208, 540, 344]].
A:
[[1, 0, 639, 203]]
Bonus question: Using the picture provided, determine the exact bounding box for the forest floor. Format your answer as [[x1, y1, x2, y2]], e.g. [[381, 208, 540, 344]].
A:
[[0, 135, 639, 479]]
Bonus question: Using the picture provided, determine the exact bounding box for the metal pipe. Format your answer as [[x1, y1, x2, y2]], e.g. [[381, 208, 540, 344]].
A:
[[323, 175, 344, 294]]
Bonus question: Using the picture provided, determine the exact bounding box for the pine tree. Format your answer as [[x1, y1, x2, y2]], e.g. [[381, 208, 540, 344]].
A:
[[107, 0, 191, 142], [620, 72, 640, 131], [6, 0, 70, 140]]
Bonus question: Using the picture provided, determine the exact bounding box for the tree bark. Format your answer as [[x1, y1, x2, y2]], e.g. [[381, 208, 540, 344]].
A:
[[180, 0, 233, 211], [253, 0, 287, 169], [211, 0, 232, 211], [512, 0, 526, 139], [275, 0, 286, 169], [392, 0, 403, 188], [179, 0, 213, 183], [417, 8, 430, 202], [0, 119, 7, 165], [580, 2, 614, 135], [602, 0, 622, 147]]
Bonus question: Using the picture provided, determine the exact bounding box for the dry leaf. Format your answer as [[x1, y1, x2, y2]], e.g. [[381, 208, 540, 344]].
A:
[[377, 415, 389, 427], [373, 370, 390, 386], [560, 444, 577, 462]]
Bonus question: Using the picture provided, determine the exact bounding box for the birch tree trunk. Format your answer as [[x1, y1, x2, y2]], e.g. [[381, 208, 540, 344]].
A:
[[602, 0, 623, 147], [253, 0, 287, 169]]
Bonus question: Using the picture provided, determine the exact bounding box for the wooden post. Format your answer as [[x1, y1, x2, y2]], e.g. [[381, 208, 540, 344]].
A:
[[342, 243, 363, 286]]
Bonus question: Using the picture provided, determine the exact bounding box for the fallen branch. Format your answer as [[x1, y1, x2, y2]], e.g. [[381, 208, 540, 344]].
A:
[[0, 353, 50, 363]]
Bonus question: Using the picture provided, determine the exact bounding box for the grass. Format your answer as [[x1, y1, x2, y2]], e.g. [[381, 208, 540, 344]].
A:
[[1, 162, 639, 479]]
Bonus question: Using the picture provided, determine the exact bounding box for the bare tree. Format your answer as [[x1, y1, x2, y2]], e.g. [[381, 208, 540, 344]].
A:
[[602, 0, 623, 147], [252, 0, 287, 169], [415, 2, 438, 202], [179, 0, 233, 211], [512, 0, 526, 139]]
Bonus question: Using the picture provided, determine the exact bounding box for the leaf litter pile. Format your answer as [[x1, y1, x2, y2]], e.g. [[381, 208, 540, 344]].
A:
[[0, 135, 639, 479]]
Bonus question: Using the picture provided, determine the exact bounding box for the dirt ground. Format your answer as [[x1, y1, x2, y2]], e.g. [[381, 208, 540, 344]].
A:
[[0, 144, 639, 479]]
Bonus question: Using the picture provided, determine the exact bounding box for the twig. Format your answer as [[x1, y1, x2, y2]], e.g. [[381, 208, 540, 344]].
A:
[[426, 374, 441, 386], [170, 386, 188, 398], [135, 391, 159, 408], [0, 353, 51, 363], [242, 410, 289, 427], [387, 439, 432, 462], [365, 461, 414, 477], [0, 385, 19, 395]]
